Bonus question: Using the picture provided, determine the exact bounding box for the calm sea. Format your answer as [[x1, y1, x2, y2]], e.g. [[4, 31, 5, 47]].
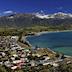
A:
[[27, 31, 72, 56]]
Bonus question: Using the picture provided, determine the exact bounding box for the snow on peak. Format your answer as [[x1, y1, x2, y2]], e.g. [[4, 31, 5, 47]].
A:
[[54, 12, 67, 15], [35, 12, 72, 19], [34, 11, 49, 19], [35, 13, 49, 19]]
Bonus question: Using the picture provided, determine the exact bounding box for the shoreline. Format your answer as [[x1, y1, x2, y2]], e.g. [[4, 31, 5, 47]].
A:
[[35, 30, 72, 36], [21, 36, 32, 47], [21, 30, 72, 57], [22, 30, 72, 40], [22, 29, 72, 47]]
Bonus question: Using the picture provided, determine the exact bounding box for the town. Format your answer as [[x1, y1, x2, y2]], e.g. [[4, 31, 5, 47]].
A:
[[0, 36, 72, 72]]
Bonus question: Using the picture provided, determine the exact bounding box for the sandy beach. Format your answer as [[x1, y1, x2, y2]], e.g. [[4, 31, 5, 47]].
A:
[[35, 30, 72, 36]]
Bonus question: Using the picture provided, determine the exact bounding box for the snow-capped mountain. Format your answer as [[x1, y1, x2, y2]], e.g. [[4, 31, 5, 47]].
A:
[[1, 10, 72, 19], [35, 12, 72, 19], [0, 11, 72, 27]]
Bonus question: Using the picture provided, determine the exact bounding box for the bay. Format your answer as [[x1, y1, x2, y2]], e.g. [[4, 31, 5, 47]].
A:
[[26, 31, 72, 56]]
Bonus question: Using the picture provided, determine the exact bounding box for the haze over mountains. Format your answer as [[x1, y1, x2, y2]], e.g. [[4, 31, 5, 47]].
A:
[[0, 10, 72, 27]]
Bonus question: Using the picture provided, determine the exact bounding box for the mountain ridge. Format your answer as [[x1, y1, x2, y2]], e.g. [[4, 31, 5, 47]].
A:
[[34, 12, 72, 19], [0, 11, 72, 27]]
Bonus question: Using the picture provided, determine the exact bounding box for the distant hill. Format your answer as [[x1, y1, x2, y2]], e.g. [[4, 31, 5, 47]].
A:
[[0, 12, 72, 27]]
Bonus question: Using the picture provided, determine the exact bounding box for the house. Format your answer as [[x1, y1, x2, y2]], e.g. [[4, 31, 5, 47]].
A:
[[52, 63, 59, 67], [0, 61, 3, 65], [13, 60, 22, 64], [11, 66, 17, 70], [44, 56, 50, 61], [32, 53, 41, 57], [4, 61, 12, 67], [30, 60, 37, 66], [13, 54, 18, 57], [11, 57, 15, 61]]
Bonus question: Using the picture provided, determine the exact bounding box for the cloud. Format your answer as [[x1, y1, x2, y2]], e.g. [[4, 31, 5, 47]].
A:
[[3, 11, 13, 14]]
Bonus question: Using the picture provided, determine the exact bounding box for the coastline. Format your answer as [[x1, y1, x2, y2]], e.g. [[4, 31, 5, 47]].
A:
[[35, 30, 72, 36], [22, 29, 72, 48], [21, 36, 32, 47], [21, 30, 72, 57], [22, 30, 72, 40]]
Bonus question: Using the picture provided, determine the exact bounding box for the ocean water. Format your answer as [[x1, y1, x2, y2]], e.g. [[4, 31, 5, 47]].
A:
[[26, 31, 72, 56]]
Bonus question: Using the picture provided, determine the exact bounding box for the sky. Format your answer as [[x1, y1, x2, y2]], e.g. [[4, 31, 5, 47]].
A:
[[0, 0, 72, 14]]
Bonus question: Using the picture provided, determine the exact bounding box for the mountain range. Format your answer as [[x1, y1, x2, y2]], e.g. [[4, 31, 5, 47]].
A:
[[0, 11, 72, 27]]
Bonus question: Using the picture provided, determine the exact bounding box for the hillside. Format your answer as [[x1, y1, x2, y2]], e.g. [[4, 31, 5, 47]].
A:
[[0, 12, 72, 28]]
